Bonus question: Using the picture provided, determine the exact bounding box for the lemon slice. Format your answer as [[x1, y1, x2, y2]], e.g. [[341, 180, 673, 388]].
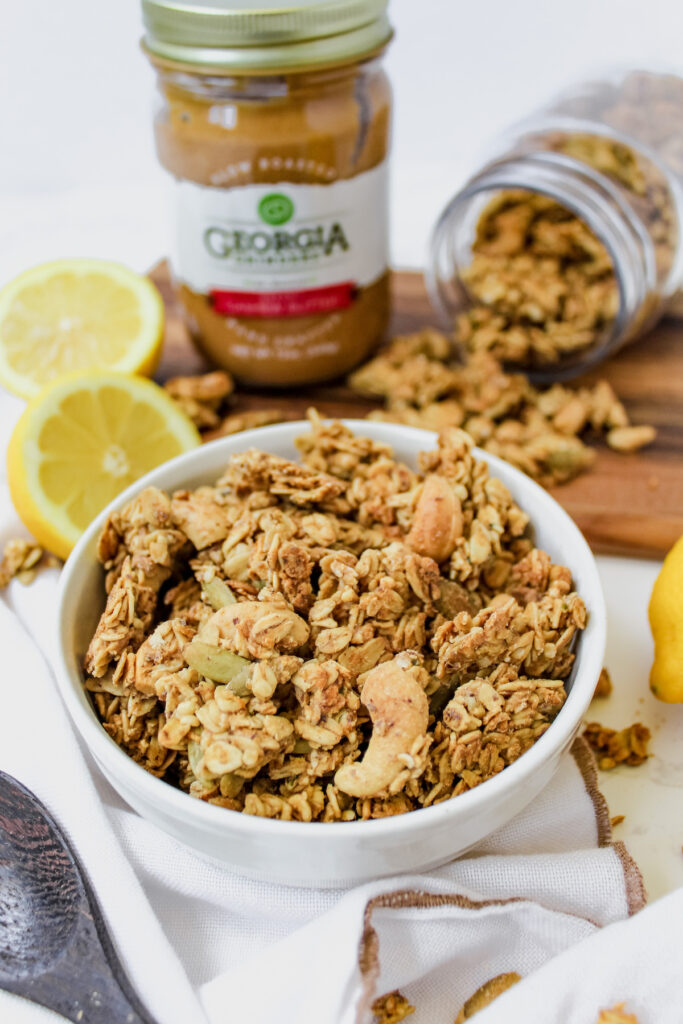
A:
[[0, 259, 164, 398], [8, 371, 201, 559]]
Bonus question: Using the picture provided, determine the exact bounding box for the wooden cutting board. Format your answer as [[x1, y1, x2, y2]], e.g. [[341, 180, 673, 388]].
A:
[[151, 262, 683, 560]]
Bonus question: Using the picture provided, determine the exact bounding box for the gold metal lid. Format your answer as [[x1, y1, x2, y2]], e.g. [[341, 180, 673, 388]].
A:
[[141, 0, 392, 72]]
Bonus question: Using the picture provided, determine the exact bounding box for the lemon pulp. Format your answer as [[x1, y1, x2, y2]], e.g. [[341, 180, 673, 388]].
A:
[[0, 260, 164, 398], [8, 372, 200, 559]]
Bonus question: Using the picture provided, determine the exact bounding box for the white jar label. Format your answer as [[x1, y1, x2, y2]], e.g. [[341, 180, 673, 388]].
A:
[[172, 162, 389, 317]]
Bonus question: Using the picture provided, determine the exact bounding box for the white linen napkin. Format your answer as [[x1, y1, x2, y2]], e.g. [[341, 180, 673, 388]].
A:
[[0, 394, 673, 1024]]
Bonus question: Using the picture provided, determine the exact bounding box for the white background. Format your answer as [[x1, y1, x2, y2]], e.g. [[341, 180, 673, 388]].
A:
[[0, 0, 682, 910]]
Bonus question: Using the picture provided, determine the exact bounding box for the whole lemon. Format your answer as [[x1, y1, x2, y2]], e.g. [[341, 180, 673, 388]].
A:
[[649, 535, 683, 702]]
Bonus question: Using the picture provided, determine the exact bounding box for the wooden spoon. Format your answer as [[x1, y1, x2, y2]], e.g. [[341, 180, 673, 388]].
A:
[[0, 770, 158, 1023]]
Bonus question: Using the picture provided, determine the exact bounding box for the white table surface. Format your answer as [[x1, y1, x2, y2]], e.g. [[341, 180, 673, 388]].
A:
[[0, 15, 682, 1023]]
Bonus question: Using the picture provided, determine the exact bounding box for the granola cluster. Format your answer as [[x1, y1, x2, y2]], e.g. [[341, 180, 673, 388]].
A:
[[547, 132, 676, 287], [163, 370, 285, 440], [372, 989, 638, 1023], [350, 328, 655, 487], [83, 414, 587, 821], [0, 538, 57, 587], [371, 991, 415, 1023], [583, 720, 651, 770], [458, 126, 677, 368], [458, 191, 619, 366], [593, 667, 613, 699], [555, 72, 683, 269], [597, 71, 683, 176]]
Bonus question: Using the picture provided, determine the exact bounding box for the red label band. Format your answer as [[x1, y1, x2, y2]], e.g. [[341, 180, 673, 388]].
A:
[[210, 282, 356, 318]]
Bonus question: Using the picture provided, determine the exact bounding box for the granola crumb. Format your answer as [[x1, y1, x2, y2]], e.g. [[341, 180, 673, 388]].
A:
[[371, 990, 415, 1023], [647, 474, 660, 490], [583, 721, 651, 770], [596, 1003, 641, 1023], [607, 425, 657, 453], [454, 973, 521, 1022], [593, 667, 613, 699], [0, 538, 47, 588], [611, 814, 625, 827]]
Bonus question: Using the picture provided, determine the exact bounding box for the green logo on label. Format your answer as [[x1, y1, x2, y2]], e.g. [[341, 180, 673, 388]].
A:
[[258, 193, 294, 226]]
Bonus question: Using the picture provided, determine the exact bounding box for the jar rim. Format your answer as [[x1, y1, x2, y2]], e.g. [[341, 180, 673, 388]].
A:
[[141, 0, 392, 73]]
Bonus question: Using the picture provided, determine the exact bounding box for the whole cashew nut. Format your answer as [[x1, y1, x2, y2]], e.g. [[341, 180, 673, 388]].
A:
[[334, 653, 429, 798], [198, 601, 310, 660], [406, 475, 463, 564]]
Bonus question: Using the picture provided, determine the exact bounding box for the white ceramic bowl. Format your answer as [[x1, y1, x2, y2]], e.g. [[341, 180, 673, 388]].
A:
[[56, 421, 605, 887]]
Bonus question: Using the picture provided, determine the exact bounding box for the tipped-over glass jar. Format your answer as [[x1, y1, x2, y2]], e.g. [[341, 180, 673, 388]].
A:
[[142, 0, 392, 387], [429, 70, 683, 381]]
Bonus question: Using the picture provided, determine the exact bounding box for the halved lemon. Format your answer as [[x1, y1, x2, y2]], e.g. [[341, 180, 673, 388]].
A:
[[0, 259, 164, 398], [8, 371, 201, 559]]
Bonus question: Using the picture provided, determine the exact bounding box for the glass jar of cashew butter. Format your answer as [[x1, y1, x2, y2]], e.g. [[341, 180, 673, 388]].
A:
[[142, 0, 393, 387]]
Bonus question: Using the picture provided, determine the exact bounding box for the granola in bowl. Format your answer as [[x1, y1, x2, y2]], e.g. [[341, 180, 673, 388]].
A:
[[82, 413, 588, 823]]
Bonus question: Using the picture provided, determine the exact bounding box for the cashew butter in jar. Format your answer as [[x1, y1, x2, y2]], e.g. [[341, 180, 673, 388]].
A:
[[142, 0, 393, 386]]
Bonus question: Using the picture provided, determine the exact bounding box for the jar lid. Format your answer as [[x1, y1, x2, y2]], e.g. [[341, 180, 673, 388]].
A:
[[141, 0, 392, 72]]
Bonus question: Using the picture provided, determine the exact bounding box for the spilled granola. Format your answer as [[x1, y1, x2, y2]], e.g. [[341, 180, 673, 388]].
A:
[[204, 408, 288, 441], [83, 413, 587, 821], [165, 336, 655, 492], [163, 371, 234, 430], [163, 371, 287, 442], [454, 972, 521, 1022], [595, 1004, 641, 1024], [593, 667, 613, 700], [350, 328, 655, 487], [371, 990, 415, 1023], [0, 538, 58, 587], [583, 721, 651, 770]]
